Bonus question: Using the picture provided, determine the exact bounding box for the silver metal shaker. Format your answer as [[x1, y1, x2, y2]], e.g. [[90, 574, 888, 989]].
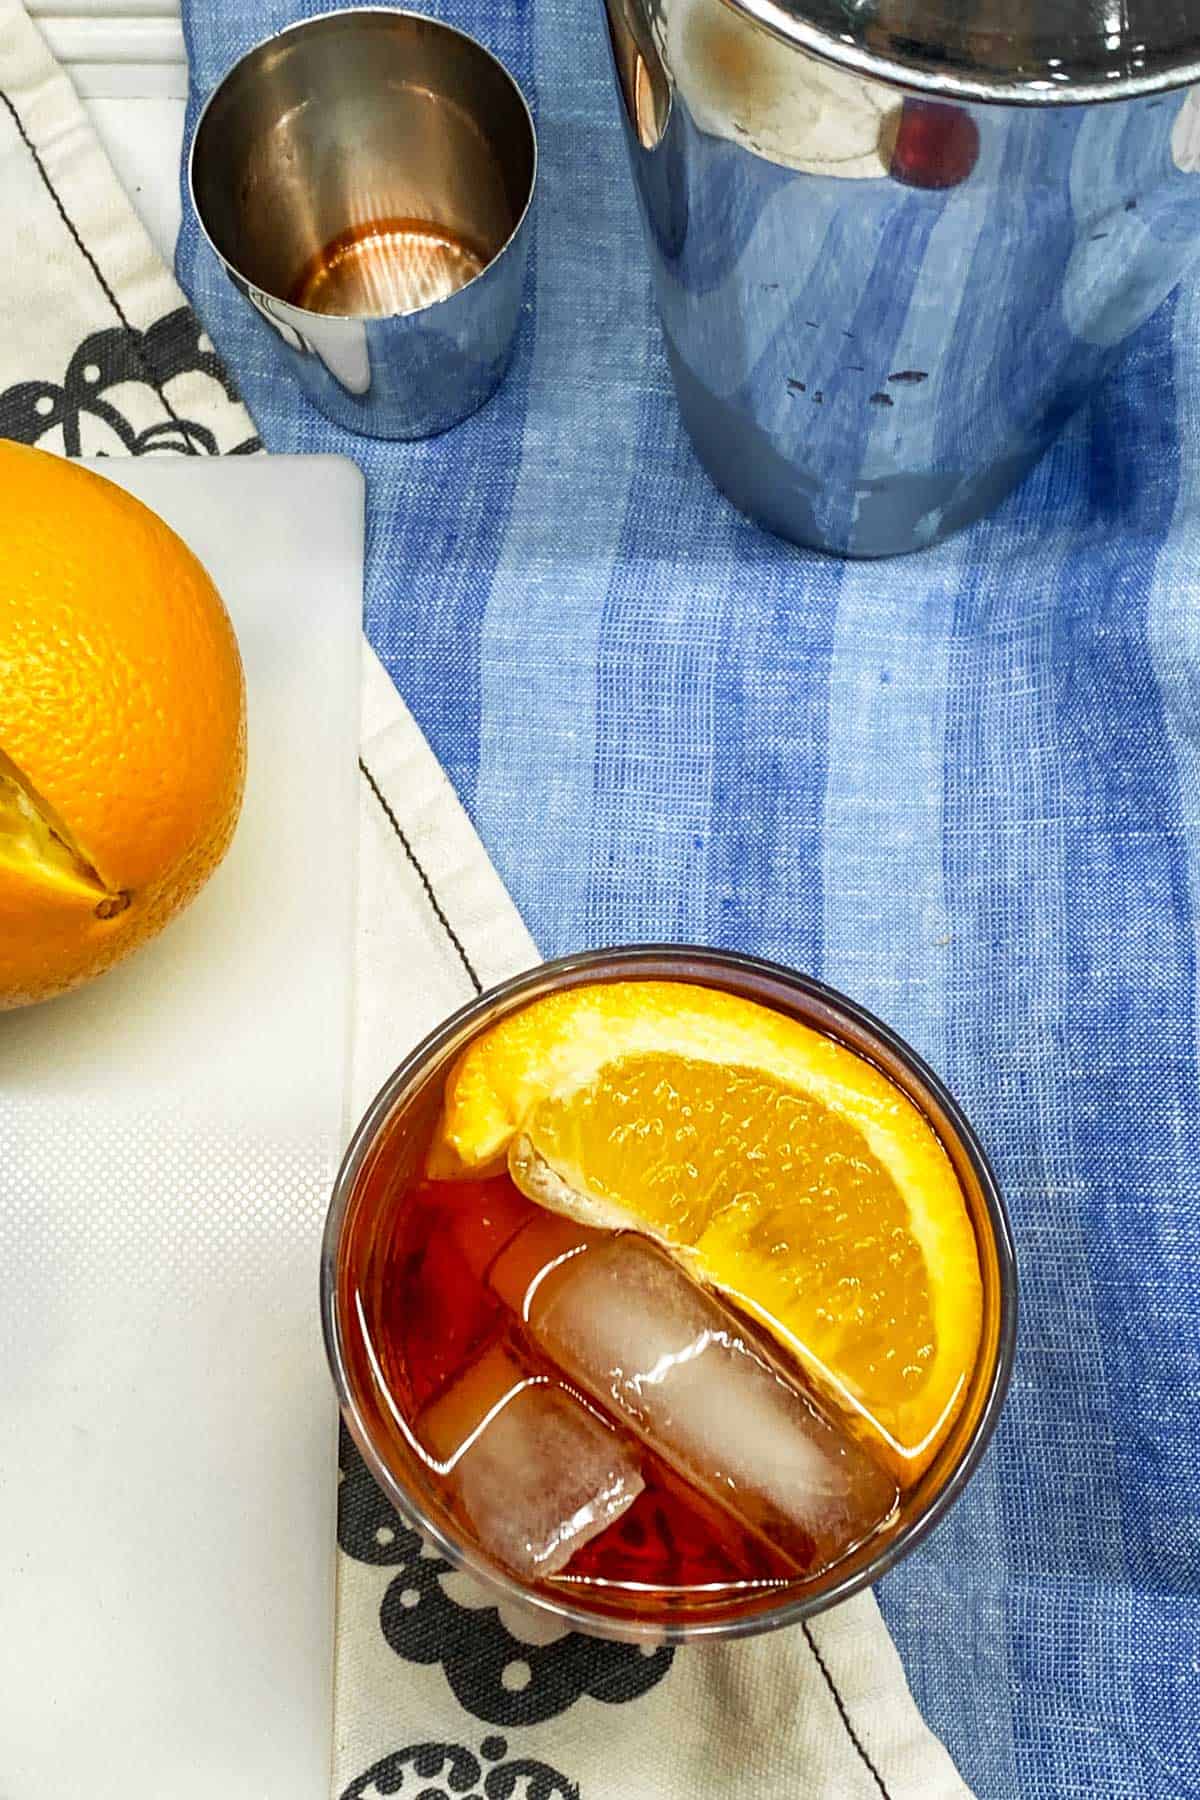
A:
[[600, 0, 1200, 554]]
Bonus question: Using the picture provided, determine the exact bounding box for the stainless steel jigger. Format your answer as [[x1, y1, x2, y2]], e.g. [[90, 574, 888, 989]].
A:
[[189, 9, 536, 440]]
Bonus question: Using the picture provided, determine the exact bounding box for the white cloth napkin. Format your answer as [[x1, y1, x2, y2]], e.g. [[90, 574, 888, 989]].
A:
[[0, 6, 974, 1794]]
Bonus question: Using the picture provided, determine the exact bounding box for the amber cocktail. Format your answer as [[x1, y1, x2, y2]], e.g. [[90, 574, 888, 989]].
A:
[[322, 948, 1015, 1642]]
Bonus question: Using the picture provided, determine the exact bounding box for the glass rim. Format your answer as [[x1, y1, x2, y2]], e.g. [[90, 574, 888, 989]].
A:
[[321, 944, 1018, 1644]]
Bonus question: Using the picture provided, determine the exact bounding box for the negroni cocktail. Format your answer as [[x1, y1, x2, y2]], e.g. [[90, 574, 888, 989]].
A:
[[326, 954, 1014, 1637]]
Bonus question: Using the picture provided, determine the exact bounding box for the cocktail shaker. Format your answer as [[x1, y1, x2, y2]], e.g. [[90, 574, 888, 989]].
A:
[[601, 0, 1200, 554]]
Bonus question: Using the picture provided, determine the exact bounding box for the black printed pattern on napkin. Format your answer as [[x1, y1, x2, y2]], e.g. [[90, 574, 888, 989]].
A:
[[341, 1735, 578, 1800], [0, 306, 260, 455], [339, 1424, 675, 1728], [0, 79, 259, 458]]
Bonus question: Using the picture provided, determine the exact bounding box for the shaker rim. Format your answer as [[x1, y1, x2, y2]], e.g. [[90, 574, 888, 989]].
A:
[[721, 0, 1200, 107]]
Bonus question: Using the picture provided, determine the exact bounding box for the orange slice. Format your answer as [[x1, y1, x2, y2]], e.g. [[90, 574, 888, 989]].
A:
[[429, 980, 982, 1482]]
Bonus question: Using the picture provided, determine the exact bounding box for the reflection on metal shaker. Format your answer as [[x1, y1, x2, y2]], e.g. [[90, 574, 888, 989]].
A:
[[601, 0, 1200, 555]]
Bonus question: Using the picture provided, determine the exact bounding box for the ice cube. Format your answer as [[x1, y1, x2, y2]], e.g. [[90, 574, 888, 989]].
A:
[[490, 1222, 897, 1574], [417, 1337, 644, 1580]]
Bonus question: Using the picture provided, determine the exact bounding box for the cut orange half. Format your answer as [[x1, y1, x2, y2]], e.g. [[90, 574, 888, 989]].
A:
[[0, 443, 246, 1008], [428, 980, 983, 1482]]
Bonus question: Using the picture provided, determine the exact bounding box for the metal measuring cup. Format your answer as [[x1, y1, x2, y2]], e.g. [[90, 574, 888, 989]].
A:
[[189, 9, 536, 440]]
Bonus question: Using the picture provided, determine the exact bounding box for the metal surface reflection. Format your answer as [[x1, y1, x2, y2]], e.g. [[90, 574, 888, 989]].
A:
[[604, 0, 1200, 554]]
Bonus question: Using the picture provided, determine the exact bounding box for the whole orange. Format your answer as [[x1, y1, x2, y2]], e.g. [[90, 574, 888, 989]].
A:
[[0, 442, 247, 1008]]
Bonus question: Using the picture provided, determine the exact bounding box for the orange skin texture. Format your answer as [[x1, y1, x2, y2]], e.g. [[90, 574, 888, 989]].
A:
[[0, 442, 247, 1007]]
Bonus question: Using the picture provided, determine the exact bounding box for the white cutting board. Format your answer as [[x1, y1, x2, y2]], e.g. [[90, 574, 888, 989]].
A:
[[0, 455, 362, 1798]]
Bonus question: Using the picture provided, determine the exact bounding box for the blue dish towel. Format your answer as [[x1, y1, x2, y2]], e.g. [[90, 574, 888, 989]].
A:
[[176, 4, 1200, 1793]]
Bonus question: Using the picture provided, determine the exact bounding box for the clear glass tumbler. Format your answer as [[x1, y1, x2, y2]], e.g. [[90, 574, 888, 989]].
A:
[[321, 945, 1016, 1643]]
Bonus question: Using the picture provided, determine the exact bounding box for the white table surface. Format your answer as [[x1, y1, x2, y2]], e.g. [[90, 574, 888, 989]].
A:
[[34, 0, 188, 263]]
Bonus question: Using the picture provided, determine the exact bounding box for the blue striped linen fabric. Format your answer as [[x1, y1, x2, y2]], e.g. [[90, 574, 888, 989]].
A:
[[176, 4, 1200, 1792]]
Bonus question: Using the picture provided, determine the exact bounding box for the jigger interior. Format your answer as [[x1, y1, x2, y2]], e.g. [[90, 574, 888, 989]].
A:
[[190, 7, 536, 319]]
